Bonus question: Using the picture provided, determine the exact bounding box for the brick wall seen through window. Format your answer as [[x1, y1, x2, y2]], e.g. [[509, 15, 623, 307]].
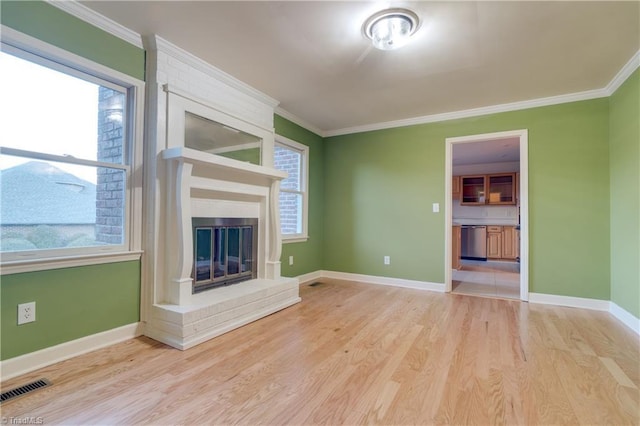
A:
[[273, 138, 308, 239]]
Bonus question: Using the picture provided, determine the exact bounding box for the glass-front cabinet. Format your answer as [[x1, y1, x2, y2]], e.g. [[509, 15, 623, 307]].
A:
[[461, 173, 516, 205], [487, 173, 516, 204], [461, 175, 486, 204]]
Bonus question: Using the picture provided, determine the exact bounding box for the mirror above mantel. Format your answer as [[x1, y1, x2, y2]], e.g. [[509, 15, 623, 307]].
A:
[[185, 112, 262, 166], [164, 84, 275, 169]]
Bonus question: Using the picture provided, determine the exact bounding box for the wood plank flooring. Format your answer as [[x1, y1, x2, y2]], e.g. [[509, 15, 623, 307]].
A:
[[2, 279, 638, 425]]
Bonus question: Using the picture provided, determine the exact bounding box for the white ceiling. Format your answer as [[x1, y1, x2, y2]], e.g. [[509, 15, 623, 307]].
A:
[[452, 137, 520, 166], [80, 1, 639, 135]]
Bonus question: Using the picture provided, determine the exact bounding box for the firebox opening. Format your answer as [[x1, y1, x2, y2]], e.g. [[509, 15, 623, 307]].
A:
[[192, 217, 258, 293]]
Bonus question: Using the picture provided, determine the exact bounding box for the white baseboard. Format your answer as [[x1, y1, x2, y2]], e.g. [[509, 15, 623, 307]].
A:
[[529, 293, 640, 337], [0, 322, 143, 382], [315, 270, 446, 293], [529, 293, 610, 311], [610, 302, 640, 336], [294, 270, 323, 285]]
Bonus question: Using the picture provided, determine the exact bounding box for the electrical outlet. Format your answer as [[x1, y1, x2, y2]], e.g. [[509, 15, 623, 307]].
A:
[[289, 256, 294, 266], [18, 301, 36, 325], [432, 203, 440, 213], [384, 256, 391, 265]]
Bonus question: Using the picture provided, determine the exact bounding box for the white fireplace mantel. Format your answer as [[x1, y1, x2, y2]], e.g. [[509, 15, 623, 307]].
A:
[[148, 146, 301, 351], [143, 35, 300, 351], [161, 147, 287, 306], [162, 147, 287, 182]]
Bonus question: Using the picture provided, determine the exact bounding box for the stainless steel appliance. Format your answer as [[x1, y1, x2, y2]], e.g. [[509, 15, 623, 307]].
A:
[[461, 225, 487, 260]]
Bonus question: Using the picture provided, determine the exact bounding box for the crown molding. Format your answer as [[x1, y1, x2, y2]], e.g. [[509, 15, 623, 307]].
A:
[[324, 49, 640, 137], [46, 0, 143, 48], [39, 2, 640, 139], [605, 49, 640, 95], [275, 107, 324, 138], [148, 35, 279, 109], [324, 88, 609, 137]]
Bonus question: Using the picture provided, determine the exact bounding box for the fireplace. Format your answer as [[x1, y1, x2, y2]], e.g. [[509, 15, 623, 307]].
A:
[[192, 218, 258, 293], [142, 35, 300, 351]]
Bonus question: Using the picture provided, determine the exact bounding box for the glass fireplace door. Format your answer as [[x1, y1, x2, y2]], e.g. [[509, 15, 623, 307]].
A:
[[192, 218, 257, 293]]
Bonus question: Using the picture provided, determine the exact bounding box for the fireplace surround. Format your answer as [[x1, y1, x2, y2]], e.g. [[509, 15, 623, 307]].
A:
[[141, 35, 300, 350]]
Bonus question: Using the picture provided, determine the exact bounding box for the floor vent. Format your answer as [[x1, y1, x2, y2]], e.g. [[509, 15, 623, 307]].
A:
[[309, 282, 323, 287], [1, 379, 50, 404]]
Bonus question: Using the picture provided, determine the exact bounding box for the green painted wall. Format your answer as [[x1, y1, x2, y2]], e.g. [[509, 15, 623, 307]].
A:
[[323, 126, 445, 282], [1, 261, 140, 360], [217, 147, 261, 165], [0, 2, 145, 361], [324, 99, 611, 300], [274, 115, 324, 277], [609, 69, 640, 318], [1, 1, 145, 81]]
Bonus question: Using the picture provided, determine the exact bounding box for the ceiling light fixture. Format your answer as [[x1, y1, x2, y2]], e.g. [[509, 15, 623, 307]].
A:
[[363, 8, 420, 51]]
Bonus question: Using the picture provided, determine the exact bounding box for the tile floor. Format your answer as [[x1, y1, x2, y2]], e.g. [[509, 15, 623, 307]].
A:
[[452, 259, 520, 299]]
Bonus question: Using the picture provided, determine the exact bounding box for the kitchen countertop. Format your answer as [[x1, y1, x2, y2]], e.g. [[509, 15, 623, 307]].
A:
[[453, 219, 518, 226]]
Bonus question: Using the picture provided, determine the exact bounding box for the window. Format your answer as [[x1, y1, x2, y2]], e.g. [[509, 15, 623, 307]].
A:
[[273, 136, 309, 242], [0, 36, 143, 268]]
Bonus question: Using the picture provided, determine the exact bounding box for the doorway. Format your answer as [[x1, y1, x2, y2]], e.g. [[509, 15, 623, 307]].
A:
[[444, 130, 529, 300]]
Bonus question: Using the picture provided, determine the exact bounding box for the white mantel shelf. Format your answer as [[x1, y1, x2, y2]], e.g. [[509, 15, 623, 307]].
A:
[[162, 147, 287, 181]]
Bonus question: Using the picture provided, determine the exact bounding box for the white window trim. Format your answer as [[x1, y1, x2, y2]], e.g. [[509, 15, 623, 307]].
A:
[[275, 135, 309, 243], [0, 25, 145, 274]]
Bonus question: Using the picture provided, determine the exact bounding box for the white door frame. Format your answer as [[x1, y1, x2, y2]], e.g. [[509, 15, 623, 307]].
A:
[[444, 129, 529, 301]]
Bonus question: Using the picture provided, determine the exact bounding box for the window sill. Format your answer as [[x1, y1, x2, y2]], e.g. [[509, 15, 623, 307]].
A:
[[282, 236, 309, 244], [1, 251, 143, 275]]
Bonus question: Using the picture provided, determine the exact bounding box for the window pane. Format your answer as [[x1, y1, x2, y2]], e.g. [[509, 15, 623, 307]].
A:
[[0, 157, 126, 251], [279, 192, 303, 235], [0, 51, 126, 165], [274, 145, 301, 191]]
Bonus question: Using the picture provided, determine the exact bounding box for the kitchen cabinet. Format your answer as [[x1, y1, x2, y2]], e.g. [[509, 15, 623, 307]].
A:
[[487, 173, 516, 204], [452, 225, 461, 269], [460, 173, 516, 205], [502, 226, 518, 260], [487, 226, 502, 259], [461, 175, 486, 205], [452, 176, 461, 200]]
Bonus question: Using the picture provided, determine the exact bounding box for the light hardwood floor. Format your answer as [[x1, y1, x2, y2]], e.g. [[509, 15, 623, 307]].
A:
[[2, 280, 639, 425]]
